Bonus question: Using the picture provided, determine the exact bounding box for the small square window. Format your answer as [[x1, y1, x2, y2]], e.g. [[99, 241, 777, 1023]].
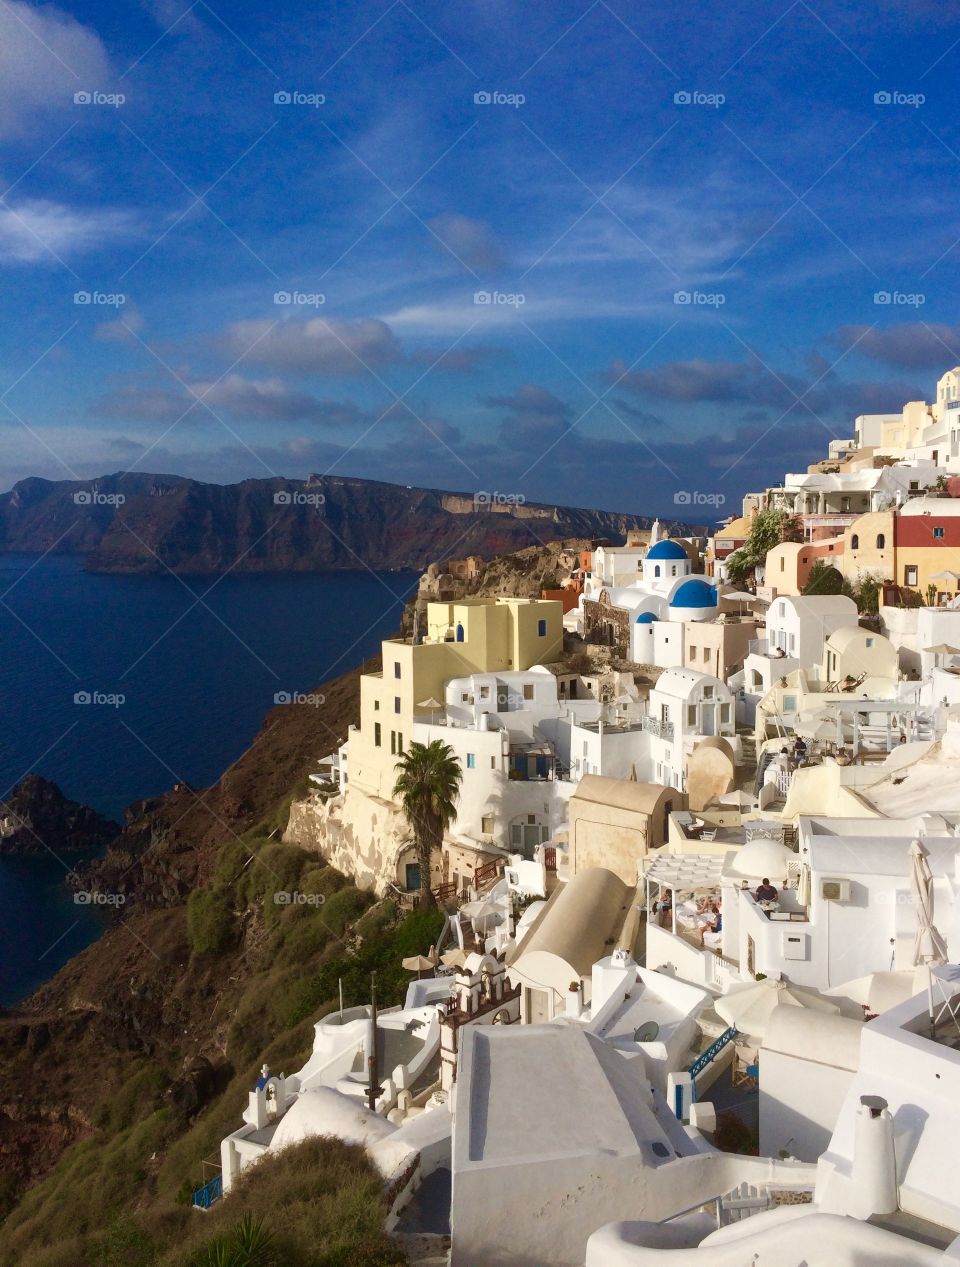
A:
[[481, 815, 494, 834], [480, 685, 489, 699], [523, 683, 534, 701], [703, 685, 714, 699], [934, 526, 945, 539]]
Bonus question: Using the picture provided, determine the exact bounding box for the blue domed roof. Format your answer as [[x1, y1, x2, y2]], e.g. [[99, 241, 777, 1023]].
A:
[[670, 579, 718, 609], [635, 611, 658, 624], [646, 540, 688, 561]]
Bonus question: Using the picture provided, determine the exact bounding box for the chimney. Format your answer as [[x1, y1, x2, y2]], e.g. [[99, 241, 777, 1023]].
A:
[[850, 1095, 898, 1219]]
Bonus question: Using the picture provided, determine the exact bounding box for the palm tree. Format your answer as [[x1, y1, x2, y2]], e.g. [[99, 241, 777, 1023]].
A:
[[393, 740, 462, 910]]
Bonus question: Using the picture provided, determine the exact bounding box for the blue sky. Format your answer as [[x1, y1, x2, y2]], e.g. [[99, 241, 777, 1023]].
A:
[[0, 0, 958, 518]]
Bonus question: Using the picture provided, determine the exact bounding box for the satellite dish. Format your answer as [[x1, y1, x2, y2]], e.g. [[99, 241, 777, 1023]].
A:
[[633, 1021, 660, 1042]]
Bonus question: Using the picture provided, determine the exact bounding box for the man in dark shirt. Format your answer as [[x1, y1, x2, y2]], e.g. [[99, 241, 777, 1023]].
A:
[[755, 877, 778, 902]]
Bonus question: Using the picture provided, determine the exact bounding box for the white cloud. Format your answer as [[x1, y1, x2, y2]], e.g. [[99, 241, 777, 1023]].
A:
[[0, 199, 139, 265], [0, 2, 112, 138], [220, 317, 403, 375]]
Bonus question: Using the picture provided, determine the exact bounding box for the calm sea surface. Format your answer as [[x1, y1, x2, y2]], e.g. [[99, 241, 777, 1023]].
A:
[[0, 554, 416, 1004]]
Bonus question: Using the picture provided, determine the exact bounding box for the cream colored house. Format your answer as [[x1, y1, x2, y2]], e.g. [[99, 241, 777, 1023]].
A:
[[567, 775, 685, 884], [346, 598, 563, 800]]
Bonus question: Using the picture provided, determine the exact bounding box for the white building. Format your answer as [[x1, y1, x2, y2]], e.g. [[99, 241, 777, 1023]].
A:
[[646, 668, 738, 793]]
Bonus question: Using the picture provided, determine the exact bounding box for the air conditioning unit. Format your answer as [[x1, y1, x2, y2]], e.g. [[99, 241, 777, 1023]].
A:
[[820, 877, 851, 902]]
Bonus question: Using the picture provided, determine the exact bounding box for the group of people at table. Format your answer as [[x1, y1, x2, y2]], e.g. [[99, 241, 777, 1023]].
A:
[[656, 877, 782, 947]]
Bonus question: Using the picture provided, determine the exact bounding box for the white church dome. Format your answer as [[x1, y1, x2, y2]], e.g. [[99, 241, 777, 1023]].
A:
[[269, 1086, 397, 1153]]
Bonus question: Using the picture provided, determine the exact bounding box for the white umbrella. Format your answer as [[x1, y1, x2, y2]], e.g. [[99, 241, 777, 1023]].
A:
[[716, 977, 839, 1038], [441, 948, 468, 969], [401, 954, 434, 979], [910, 838, 948, 967], [417, 696, 443, 723]]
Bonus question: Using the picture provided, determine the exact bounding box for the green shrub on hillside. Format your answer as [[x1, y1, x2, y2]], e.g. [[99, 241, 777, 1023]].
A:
[[187, 888, 237, 956]]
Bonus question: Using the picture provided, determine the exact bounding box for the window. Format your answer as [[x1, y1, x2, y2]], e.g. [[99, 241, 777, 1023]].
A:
[[523, 683, 534, 701], [703, 685, 714, 699], [456, 623, 465, 642], [782, 694, 797, 713], [654, 565, 661, 578], [935, 526, 945, 539], [689, 646, 697, 660], [850, 534, 859, 550], [481, 815, 494, 834], [397, 733, 403, 753], [466, 753, 475, 769], [687, 704, 696, 726], [876, 534, 885, 549], [490, 755, 496, 769], [394, 662, 401, 678], [480, 685, 489, 700], [866, 637, 874, 648], [703, 647, 710, 662], [390, 731, 396, 755], [537, 619, 547, 637], [461, 692, 470, 703], [780, 557, 785, 571], [720, 704, 730, 724], [374, 722, 381, 747], [905, 565, 918, 586], [394, 696, 401, 713], [374, 699, 380, 711]]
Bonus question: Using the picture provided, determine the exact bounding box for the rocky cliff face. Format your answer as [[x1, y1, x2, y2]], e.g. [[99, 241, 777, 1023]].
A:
[[0, 775, 120, 857], [0, 472, 693, 574]]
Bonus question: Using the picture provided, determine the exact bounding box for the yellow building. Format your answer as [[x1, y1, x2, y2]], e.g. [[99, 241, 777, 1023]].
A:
[[347, 597, 564, 799], [842, 510, 895, 583]]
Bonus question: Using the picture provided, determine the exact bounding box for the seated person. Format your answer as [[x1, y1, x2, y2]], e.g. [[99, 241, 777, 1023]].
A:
[[755, 877, 779, 902], [657, 891, 673, 928], [699, 904, 722, 947], [793, 736, 808, 762]]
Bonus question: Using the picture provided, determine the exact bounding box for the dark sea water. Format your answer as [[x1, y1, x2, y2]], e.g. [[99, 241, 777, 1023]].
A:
[[0, 554, 416, 1004]]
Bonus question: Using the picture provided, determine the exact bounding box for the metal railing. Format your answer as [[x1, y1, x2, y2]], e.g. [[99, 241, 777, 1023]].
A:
[[641, 716, 675, 741], [192, 1174, 223, 1210], [688, 1025, 736, 1092]]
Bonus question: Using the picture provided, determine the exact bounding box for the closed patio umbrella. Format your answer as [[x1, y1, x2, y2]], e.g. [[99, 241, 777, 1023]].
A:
[[716, 977, 838, 1038], [910, 839, 948, 968]]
